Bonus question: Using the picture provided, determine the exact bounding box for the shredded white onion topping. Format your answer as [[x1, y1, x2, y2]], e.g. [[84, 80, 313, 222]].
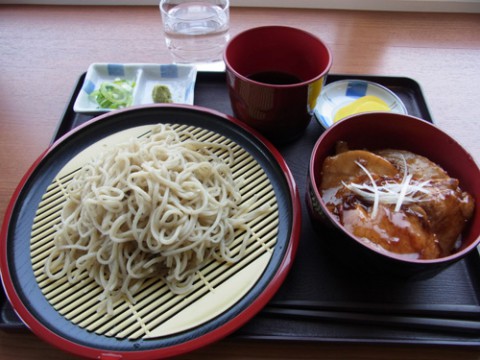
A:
[[342, 157, 432, 218]]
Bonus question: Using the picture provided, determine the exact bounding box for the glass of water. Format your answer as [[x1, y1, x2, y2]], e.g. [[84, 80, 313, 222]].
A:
[[160, 0, 230, 65]]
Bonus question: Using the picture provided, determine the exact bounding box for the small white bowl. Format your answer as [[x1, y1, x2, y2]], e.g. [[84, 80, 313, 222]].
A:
[[314, 79, 407, 129], [73, 63, 197, 113]]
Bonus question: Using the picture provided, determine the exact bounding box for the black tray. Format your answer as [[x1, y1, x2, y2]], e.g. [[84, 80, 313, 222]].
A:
[[2, 72, 480, 347]]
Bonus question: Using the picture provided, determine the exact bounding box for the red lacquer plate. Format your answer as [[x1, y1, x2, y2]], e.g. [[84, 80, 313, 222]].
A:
[[0, 104, 301, 359]]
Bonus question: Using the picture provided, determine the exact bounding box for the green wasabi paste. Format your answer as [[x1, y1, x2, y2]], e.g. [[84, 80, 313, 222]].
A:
[[152, 84, 173, 103]]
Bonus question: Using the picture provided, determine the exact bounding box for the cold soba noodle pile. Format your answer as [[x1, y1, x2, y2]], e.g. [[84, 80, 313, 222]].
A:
[[320, 142, 475, 260], [45, 124, 267, 314]]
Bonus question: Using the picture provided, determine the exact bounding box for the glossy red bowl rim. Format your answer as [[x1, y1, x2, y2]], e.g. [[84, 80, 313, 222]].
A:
[[224, 25, 332, 88], [309, 111, 480, 264], [0, 103, 302, 359]]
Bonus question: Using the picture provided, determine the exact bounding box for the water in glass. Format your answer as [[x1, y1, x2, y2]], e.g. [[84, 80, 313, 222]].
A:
[[161, 1, 230, 64]]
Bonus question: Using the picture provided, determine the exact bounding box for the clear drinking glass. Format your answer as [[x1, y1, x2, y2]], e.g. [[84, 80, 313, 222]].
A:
[[160, 0, 230, 65]]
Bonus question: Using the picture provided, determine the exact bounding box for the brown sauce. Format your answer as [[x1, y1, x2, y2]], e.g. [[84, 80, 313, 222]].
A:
[[320, 143, 475, 259]]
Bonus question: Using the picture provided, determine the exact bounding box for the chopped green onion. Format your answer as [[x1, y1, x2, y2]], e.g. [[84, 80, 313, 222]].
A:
[[91, 79, 135, 109]]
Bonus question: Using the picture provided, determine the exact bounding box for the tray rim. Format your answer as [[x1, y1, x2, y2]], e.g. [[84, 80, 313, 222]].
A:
[[2, 71, 480, 349]]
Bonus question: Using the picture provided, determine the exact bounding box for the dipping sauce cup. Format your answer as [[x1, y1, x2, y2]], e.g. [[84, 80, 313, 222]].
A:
[[224, 26, 332, 145]]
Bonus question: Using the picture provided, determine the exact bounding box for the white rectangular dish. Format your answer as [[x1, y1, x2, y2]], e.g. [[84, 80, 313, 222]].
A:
[[73, 63, 197, 113]]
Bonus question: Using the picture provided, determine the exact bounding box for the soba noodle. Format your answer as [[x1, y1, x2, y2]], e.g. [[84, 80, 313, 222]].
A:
[[45, 124, 267, 314]]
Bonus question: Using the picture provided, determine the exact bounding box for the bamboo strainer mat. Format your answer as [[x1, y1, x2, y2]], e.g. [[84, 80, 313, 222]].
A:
[[29, 123, 279, 340]]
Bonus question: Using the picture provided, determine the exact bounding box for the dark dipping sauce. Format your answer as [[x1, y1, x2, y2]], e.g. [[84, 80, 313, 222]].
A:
[[248, 71, 302, 85]]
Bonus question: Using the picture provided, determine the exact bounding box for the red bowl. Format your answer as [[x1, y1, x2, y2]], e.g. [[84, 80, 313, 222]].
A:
[[224, 26, 332, 144], [306, 112, 480, 279]]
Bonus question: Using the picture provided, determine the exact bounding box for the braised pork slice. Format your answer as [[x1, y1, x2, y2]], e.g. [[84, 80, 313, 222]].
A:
[[342, 203, 441, 259], [321, 150, 398, 189], [376, 150, 449, 181], [320, 146, 475, 260], [377, 150, 474, 255]]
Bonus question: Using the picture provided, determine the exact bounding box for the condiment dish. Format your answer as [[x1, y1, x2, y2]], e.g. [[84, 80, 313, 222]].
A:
[[314, 79, 407, 129], [73, 63, 197, 113]]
